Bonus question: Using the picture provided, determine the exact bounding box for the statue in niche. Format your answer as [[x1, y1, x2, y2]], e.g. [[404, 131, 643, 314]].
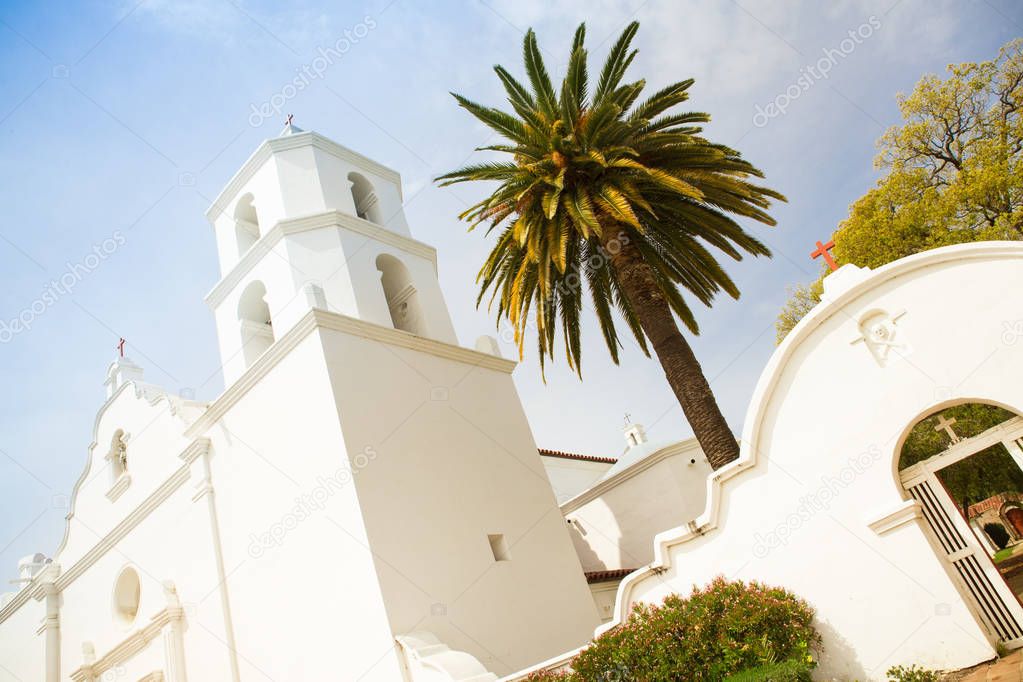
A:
[[111, 430, 128, 475], [851, 309, 910, 367]]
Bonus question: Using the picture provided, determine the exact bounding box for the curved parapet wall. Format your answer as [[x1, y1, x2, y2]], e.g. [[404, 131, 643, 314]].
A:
[[601, 242, 1023, 679]]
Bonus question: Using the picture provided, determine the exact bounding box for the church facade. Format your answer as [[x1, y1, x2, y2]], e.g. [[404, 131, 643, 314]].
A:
[[0, 125, 602, 681]]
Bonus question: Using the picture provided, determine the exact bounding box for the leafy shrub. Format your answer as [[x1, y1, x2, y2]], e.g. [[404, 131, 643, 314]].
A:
[[525, 670, 577, 681], [723, 659, 814, 681], [570, 577, 820, 681], [984, 522, 1011, 549], [886, 664, 940, 682]]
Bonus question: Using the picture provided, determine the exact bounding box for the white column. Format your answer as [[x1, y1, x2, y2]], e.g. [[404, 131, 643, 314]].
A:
[[39, 566, 61, 682], [162, 582, 189, 682], [971, 520, 999, 554], [190, 446, 241, 682]]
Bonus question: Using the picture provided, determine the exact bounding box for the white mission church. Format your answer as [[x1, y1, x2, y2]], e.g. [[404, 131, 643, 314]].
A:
[[4, 123, 1023, 681]]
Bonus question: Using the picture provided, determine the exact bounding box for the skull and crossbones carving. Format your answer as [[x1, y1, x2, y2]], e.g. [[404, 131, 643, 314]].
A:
[[851, 309, 910, 367]]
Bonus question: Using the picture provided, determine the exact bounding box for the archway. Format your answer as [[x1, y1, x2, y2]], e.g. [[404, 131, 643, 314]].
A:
[[375, 254, 425, 335], [898, 401, 1023, 647], [348, 172, 383, 224], [234, 193, 260, 258], [238, 281, 274, 368]]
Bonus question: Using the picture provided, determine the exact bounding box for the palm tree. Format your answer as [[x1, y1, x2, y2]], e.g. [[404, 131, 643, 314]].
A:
[[436, 22, 784, 469]]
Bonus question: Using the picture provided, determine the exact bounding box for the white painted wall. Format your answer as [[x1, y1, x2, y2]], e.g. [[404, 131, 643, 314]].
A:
[[197, 331, 407, 681], [539, 455, 613, 504], [0, 591, 45, 681], [319, 322, 600, 676], [588, 581, 621, 624], [562, 439, 712, 573]]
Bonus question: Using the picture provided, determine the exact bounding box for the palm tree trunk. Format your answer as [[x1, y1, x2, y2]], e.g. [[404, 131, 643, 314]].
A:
[[602, 230, 740, 469]]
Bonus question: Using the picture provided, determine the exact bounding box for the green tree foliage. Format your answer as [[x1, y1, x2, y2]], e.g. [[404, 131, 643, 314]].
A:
[[775, 278, 824, 344], [438, 23, 784, 468], [776, 38, 1023, 342], [938, 444, 1023, 509], [898, 403, 1015, 468], [899, 403, 1023, 508]]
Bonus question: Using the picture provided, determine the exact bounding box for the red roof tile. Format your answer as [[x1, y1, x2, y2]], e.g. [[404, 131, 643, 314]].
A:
[[538, 448, 617, 465], [585, 568, 636, 584]]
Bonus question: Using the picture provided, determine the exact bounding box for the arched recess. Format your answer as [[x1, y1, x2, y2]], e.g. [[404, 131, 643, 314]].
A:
[[348, 172, 383, 224], [106, 428, 128, 481], [234, 193, 260, 258], [896, 400, 1023, 647], [112, 566, 141, 626], [376, 254, 425, 335], [238, 281, 274, 367]]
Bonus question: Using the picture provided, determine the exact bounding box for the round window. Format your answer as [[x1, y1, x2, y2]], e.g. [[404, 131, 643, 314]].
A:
[[112, 567, 140, 625]]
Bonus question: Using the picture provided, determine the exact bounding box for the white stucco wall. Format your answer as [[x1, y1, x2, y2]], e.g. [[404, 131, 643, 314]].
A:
[[0, 592, 45, 681], [603, 243, 1023, 680], [563, 439, 712, 573], [318, 320, 600, 676], [539, 455, 614, 504], [195, 330, 406, 681]]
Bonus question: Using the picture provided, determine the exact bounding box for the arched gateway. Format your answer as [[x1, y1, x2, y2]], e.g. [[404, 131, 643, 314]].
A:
[[597, 243, 1023, 680]]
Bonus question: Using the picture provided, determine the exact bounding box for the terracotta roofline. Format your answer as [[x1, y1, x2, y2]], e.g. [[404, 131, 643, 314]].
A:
[[585, 568, 637, 584], [538, 448, 617, 465]]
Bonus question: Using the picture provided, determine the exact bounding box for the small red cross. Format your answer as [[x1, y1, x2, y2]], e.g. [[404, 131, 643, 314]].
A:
[[810, 239, 838, 271], [117, 338, 126, 358]]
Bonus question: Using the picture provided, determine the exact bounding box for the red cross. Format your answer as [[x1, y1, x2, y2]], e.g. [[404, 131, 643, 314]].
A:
[[810, 239, 838, 271], [117, 338, 126, 358]]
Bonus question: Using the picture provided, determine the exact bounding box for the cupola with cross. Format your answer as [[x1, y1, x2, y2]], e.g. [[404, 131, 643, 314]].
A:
[[203, 120, 457, 385]]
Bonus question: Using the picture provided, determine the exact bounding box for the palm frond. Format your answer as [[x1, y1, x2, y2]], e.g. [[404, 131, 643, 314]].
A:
[[437, 19, 784, 375]]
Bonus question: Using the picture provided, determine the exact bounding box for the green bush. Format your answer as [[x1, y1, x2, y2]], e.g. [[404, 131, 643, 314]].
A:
[[569, 577, 820, 681], [524, 670, 577, 681], [886, 664, 940, 682], [723, 659, 814, 681]]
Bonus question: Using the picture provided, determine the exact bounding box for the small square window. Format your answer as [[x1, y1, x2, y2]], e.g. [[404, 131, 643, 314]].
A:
[[488, 534, 511, 562]]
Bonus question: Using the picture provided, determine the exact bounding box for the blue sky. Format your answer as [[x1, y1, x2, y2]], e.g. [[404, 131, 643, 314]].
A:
[[0, 0, 1018, 581]]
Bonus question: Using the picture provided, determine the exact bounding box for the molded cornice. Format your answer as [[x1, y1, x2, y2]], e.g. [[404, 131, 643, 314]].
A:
[[867, 499, 924, 536], [185, 308, 517, 439], [205, 131, 403, 221], [204, 210, 438, 308], [69, 605, 182, 681]]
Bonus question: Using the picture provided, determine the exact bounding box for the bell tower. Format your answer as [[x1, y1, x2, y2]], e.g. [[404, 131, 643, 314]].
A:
[[194, 124, 600, 679], [204, 122, 457, 385]]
